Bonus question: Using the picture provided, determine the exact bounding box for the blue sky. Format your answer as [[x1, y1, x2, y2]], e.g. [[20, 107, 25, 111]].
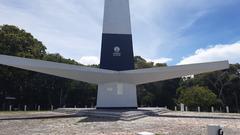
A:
[[0, 0, 240, 65]]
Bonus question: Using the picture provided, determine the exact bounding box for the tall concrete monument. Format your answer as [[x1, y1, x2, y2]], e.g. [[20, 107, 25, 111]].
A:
[[98, 0, 136, 109], [0, 0, 229, 109]]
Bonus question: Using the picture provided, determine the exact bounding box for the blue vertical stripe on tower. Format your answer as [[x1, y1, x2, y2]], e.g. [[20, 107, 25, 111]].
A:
[[100, 33, 134, 71]]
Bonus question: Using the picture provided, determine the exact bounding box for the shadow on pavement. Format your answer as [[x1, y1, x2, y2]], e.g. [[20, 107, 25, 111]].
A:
[[1, 109, 239, 122], [0, 114, 77, 121], [157, 114, 240, 120]]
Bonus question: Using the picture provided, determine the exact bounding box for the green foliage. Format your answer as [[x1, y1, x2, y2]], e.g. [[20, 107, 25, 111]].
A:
[[0, 25, 96, 110], [178, 86, 217, 110], [135, 56, 179, 108], [179, 64, 240, 112], [134, 56, 154, 69], [134, 56, 167, 69], [0, 25, 46, 58], [43, 53, 79, 65]]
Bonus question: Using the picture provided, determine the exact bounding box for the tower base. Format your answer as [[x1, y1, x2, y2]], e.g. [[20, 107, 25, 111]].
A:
[[96, 83, 137, 109]]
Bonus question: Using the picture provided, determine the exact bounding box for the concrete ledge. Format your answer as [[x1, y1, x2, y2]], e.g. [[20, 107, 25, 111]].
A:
[[55, 107, 170, 121]]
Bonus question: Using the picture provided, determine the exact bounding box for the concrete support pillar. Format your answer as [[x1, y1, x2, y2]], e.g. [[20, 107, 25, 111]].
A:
[[97, 83, 137, 109], [9, 105, 12, 111], [38, 105, 40, 111], [185, 106, 188, 111], [198, 106, 200, 112], [211, 106, 214, 112], [180, 103, 184, 112], [174, 106, 177, 111], [226, 106, 229, 113], [24, 105, 27, 111], [51, 105, 54, 111]]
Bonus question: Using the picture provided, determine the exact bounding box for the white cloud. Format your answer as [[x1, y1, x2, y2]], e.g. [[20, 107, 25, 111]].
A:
[[146, 57, 173, 64], [178, 41, 240, 65], [0, 0, 103, 61], [78, 56, 100, 65], [130, 0, 233, 59]]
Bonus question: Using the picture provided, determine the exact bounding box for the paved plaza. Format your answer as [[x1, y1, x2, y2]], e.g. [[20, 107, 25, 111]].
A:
[[0, 111, 239, 135]]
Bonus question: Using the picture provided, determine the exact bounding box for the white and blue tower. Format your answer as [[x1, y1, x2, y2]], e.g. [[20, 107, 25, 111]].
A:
[[98, 0, 137, 109]]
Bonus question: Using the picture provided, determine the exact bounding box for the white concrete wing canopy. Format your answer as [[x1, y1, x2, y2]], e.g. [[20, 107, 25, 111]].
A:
[[0, 55, 229, 85], [120, 61, 229, 85], [0, 54, 229, 109]]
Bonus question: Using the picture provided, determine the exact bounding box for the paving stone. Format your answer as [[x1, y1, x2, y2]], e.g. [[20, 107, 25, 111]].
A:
[[0, 111, 239, 135]]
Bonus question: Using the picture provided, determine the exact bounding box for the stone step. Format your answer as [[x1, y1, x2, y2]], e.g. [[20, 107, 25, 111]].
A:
[[54, 108, 170, 121]]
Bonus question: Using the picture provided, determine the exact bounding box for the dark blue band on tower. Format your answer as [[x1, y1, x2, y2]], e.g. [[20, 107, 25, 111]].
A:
[[100, 33, 134, 71]]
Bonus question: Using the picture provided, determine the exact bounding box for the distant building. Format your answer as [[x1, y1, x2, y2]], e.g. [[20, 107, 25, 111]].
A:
[[182, 75, 194, 81]]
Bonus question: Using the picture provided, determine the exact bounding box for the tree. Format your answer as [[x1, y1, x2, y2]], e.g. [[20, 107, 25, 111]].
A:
[[134, 56, 154, 69], [0, 25, 46, 58], [222, 64, 240, 112], [177, 86, 217, 111], [0, 25, 94, 110], [135, 56, 179, 108], [180, 64, 240, 112], [0, 25, 47, 110]]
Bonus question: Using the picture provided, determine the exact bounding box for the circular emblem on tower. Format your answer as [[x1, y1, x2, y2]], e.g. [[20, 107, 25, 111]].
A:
[[113, 46, 121, 56], [114, 46, 120, 53]]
